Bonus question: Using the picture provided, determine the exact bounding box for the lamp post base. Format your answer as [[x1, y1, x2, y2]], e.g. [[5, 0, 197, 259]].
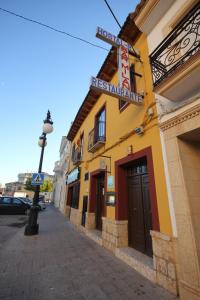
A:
[[24, 223, 39, 235], [24, 205, 39, 236]]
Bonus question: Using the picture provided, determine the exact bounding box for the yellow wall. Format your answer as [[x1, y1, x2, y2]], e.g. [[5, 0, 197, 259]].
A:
[[68, 34, 172, 236]]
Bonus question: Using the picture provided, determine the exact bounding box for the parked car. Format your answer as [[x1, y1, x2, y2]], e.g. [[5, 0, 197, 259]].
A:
[[19, 197, 33, 205], [0, 196, 31, 215], [37, 200, 46, 210], [19, 196, 45, 211]]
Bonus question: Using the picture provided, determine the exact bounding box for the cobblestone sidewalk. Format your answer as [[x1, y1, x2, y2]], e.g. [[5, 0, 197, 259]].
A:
[[0, 205, 178, 300]]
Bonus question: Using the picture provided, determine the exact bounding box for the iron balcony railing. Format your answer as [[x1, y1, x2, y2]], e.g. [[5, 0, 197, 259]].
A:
[[149, 1, 200, 87], [88, 122, 106, 152]]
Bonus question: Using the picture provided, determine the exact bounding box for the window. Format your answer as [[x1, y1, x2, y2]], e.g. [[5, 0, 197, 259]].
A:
[[84, 172, 89, 181], [71, 143, 75, 161], [71, 183, 80, 209], [119, 64, 137, 110], [0, 197, 11, 204], [80, 133, 84, 159], [95, 107, 106, 142], [13, 198, 22, 205]]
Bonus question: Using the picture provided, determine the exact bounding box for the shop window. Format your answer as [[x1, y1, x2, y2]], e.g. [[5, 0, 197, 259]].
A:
[[119, 64, 137, 111]]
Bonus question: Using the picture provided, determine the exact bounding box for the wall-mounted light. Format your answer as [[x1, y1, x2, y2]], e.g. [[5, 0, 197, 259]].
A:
[[135, 126, 144, 136]]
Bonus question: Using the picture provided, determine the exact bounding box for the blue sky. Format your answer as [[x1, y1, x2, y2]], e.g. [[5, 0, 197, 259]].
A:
[[0, 0, 139, 185]]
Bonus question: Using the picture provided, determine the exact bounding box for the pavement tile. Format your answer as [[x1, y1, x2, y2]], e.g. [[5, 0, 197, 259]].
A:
[[0, 205, 178, 300]]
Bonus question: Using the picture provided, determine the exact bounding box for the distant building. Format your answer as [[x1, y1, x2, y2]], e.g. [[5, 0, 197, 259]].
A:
[[18, 172, 53, 184], [4, 181, 24, 195], [0, 187, 4, 195], [18, 173, 32, 184], [4, 172, 53, 196]]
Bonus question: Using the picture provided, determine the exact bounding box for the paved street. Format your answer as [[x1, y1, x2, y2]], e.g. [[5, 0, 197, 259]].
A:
[[0, 214, 28, 248], [0, 205, 178, 300]]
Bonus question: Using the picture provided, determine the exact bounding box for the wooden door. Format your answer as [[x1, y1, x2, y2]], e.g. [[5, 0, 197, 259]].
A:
[[127, 165, 152, 256], [141, 174, 153, 256], [67, 187, 73, 207], [95, 176, 104, 231]]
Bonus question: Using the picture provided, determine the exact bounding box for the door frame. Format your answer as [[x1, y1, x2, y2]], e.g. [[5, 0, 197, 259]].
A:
[[89, 169, 106, 218], [115, 146, 160, 231], [81, 195, 88, 227]]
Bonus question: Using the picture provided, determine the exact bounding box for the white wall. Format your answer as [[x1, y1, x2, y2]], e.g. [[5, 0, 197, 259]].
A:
[[147, 0, 189, 53]]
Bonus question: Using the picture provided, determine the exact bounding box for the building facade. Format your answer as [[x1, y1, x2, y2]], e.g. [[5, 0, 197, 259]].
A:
[[18, 173, 33, 184], [65, 5, 178, 295], [4, 181, 24, 194], [134, 0, 200, 299], [53, 137, 71, 213]]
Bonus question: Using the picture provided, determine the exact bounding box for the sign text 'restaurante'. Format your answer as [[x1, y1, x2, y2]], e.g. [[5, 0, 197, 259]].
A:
[[90, 77, 143, 105]]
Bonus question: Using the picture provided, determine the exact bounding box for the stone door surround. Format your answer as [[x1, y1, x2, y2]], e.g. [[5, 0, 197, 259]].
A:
[[115, 146, 160, 231]]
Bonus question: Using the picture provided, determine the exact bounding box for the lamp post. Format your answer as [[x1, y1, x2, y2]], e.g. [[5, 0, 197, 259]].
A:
[[24, 110, 53, 236]]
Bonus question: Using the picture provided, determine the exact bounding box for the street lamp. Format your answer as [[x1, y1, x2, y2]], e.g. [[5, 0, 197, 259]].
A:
[[24, 110, 53, 236]]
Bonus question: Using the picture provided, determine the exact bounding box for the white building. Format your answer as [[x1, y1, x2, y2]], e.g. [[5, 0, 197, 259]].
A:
[[18, 173, 32, 184], [135, 1, 200, 299], [53, 136, 71, 214]]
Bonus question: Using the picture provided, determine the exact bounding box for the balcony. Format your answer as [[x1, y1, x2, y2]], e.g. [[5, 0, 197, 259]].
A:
[[149, 2, 200, 101], [53, 161, 63, 174], [88, 127, 106, 153], [72, 148, 82, 165]]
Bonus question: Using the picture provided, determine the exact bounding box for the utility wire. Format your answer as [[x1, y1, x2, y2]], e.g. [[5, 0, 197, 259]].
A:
[[0, 7, 110, 52], [102, 0, 140, 60], [102, 0, 122, 29]]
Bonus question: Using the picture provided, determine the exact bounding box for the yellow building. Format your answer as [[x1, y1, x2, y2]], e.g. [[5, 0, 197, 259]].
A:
[[65, 4, 177, 295]]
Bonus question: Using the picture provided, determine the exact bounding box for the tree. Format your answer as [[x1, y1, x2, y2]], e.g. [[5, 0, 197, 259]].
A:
[[40, 179, 53, 192], [25, 177, 36, 191]]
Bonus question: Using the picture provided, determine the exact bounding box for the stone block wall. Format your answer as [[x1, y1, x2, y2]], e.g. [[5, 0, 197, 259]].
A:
[[151, 230, 178, 295], [70, 207, 82, 227], [64, 205, 71, 218], [102, 217, 128, 252], [85, 212, 95, 230]]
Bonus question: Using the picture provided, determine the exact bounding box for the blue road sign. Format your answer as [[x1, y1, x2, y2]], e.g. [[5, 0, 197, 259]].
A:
[[31, 173, 44, 186]]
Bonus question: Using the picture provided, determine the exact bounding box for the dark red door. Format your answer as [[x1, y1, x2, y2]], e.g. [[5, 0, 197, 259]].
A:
[[95, 176, 104, 231], [127, 164, 152, 256], [67, 187, 73, 207], [141, 174, 153, 256]]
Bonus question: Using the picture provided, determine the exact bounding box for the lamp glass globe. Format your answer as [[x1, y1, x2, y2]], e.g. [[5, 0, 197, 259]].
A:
[[43, 123, 53, 134], [38, 139, 47, 147]]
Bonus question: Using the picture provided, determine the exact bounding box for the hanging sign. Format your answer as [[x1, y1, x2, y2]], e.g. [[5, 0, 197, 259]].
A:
[[91, 27, 143, 106], [118, 45, 130, 90], [107, 176, 114, 189], [96, 27, 132, 50], [66, 168, 80, 184], [90, 76, 143, 105]]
